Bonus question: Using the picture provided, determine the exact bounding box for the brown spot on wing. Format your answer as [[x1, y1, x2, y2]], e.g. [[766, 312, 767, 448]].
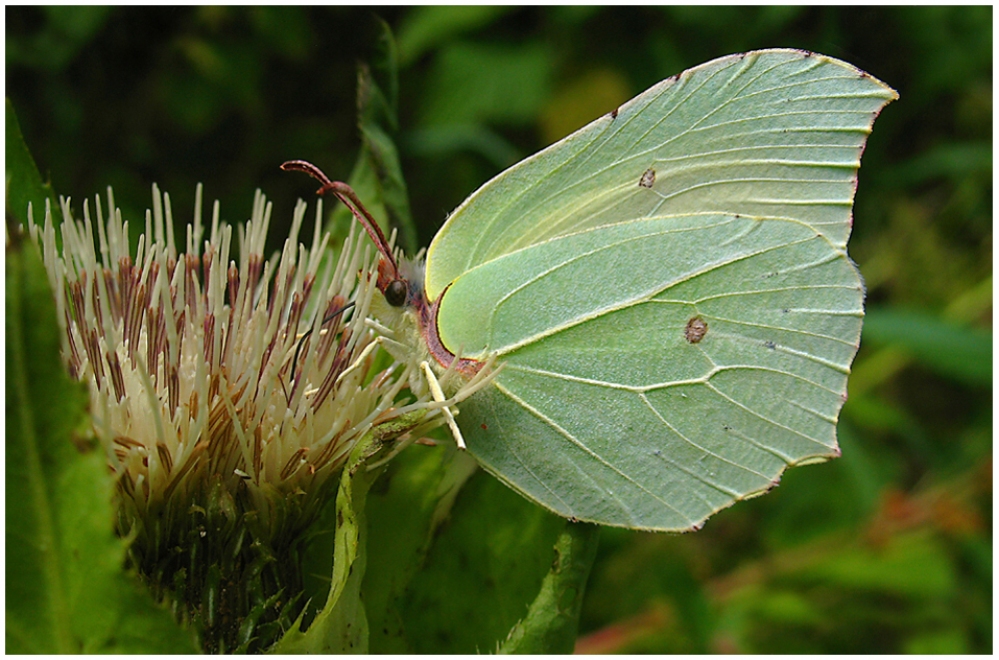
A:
[[685, 316, 708, 343]]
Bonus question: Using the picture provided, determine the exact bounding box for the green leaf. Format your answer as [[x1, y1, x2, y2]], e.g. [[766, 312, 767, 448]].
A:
[[905, 629, 970, 655], [883, 141, 991, 185], [272, 434, 384, 653], [6, 98, 59, 228], [396, 6, 512, 66], [398, 470, 570, 653], [5, 235, 196, 653], [6, 7, 112, 71], [418, 41, 553, 127], [404, 123, 522, 169], [364, 444, 479, 653], [331, 19, 418, 254], [862, 306, 992, 385], [498, 522, 600, 654], [798, 531, 955, 599]]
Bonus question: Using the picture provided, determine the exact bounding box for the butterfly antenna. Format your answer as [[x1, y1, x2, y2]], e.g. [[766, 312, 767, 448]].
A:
[[280, 160, 401, 278]]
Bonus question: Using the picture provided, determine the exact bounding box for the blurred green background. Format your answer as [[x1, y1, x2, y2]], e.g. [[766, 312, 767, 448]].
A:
[[7, 6, 991, 653]]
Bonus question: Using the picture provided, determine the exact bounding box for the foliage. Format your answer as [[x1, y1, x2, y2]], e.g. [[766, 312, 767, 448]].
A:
[[5, 163, 198, 652], [6, 6, 991, 653]]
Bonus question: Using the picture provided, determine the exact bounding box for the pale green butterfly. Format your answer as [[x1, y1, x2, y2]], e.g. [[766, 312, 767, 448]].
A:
[[285, 49, 896, 532]]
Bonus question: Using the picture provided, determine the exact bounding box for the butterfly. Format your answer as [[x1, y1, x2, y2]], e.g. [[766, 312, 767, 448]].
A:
[[284, 49, 896, 531]]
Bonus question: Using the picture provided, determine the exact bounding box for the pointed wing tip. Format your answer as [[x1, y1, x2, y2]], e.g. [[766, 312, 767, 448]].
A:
[[709, 48, 899, 102]]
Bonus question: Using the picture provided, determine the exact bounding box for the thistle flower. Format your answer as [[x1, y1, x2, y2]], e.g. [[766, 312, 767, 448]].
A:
[[27, 184, 441, 651]]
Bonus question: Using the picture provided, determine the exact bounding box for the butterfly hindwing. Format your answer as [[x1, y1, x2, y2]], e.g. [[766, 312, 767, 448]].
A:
[[440, 213, 861, 530]]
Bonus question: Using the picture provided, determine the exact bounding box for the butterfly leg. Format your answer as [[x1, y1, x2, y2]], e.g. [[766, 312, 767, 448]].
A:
[[334, 336, 381, 388], [421, 360, 466, 450]]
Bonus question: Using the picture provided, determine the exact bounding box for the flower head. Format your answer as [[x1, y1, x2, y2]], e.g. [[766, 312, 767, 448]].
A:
[[28, 184, 438, 650]]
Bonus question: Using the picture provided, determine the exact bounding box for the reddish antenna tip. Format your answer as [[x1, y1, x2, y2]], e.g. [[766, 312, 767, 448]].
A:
[[281, 159, 401, 280]]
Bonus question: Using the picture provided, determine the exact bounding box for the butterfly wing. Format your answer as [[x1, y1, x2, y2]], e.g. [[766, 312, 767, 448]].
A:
[[439, 213, 863, 530], [424, 49, 896, 302], [427, 49, 895, 531]]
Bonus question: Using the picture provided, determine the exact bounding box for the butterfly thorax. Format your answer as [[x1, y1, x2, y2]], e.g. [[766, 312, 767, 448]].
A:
[[372, 255, 484, 397]]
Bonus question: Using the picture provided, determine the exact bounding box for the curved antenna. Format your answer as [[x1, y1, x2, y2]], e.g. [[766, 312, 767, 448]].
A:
[[280, 160, 400, 278]]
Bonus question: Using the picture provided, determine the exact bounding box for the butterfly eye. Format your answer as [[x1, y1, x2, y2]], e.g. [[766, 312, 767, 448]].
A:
[[385, 279, 408, 307]]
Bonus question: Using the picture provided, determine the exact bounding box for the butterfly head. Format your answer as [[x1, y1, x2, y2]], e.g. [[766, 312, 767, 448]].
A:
[[376, 251, 425, 310], [370, 237, 487, 386], [282, 160, 486, 385]]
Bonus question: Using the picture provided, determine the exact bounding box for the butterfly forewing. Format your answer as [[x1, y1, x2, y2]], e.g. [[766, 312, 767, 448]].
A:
[[425, 49, 897, 302]]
